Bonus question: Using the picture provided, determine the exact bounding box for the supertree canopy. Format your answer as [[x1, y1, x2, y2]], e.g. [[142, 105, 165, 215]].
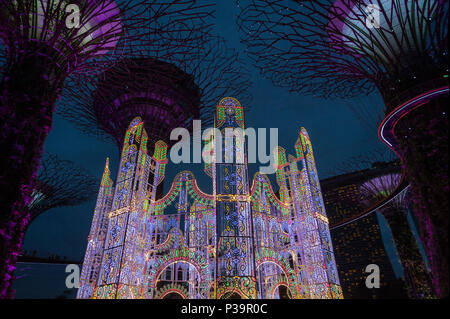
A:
[[58, 36, 252, 152], [238, 0, 449, 297], [0, 0, 214, 298], [237, 0, 448, 101], [28, 153, 98, 225], [69, 57, 202, 148]]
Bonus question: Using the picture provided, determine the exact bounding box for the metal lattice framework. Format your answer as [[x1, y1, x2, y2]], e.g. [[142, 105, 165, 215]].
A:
[[237, 0, 449, 298], [77, 98, 343, 299], [0, 0, 214, 298], [57, 36, 253, 151], [0, 1, 215, 76], [237, 0, 448, 104], [29, 153, 98, 224]]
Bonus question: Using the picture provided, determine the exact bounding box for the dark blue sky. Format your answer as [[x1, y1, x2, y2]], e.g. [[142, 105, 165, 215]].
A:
[[14, 1, 396, 298]]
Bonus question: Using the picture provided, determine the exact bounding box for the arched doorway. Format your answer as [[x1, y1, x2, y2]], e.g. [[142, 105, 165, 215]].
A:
[[148, 248, 211, 299], [255, 249, 298, 298], [154, 261, 199, 299], [276, 284, 292, 299], [256, 262, 290, 299], [162, 292, 184, 299], [223, 291, 242, 299]]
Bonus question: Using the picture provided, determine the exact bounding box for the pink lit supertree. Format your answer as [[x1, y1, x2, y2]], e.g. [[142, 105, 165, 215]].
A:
[[28, 153, 98, 227], [237, 0, 449, 297], [57, 36, 252, 153], [0, 0, 214, 298]]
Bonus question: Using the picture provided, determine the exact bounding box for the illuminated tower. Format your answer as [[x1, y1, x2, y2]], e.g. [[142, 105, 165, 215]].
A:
[[77, 158, 114, 299], [79, 97, 342, 299], [213, 97, 257, 299], [78, 118, 164, 299], [274, 129, 342, 299]]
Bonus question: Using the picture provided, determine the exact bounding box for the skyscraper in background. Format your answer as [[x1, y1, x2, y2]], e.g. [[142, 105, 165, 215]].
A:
[[321, 169, 408, 299]]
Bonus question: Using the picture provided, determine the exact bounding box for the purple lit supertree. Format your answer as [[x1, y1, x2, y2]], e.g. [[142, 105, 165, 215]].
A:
[[57, 36, 252, 152], [237, 0, 449, 297], [0, 0, 214, 298], [334, 150, 434, 299], [28, 153, 98, 226]]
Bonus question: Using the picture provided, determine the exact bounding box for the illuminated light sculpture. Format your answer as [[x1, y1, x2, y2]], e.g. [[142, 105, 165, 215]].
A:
[[28, 153, 98, 226], [58, 36, 252, 154], [77, 157, 114, 299], [0, 0, 213, 297], [237, 0, 449, 297], [79, 97, 342, 299], [270, 130, 342, 299], [212, 97, 257, 299]]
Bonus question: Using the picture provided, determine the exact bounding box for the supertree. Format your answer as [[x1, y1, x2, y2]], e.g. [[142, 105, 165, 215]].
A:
[[4, 153, 98, 293], [0, 0, 214, 297], [237, 0, 449, 297], [334, 150, 434, 298], [28, 153, 98, 226], [57, 36, 252, 153]]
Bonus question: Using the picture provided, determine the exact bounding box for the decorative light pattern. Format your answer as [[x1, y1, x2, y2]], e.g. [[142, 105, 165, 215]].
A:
[[78, 98, 342, 299]]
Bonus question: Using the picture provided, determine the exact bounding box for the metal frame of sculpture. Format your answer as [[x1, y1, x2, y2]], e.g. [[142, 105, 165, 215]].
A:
[[78, 97, 343, 299]]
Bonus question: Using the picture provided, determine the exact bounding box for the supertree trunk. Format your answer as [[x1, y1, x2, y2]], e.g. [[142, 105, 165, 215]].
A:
[[0, 50, 64, 298], [394, 96, 449, 298], [381, 206, 435, 299]]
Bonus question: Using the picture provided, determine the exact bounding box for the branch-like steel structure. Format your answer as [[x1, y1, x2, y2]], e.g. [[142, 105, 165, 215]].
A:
[[29, 153, 98, 224], [237, 0, 449, 297], [58, 36, 253, 152], [238, 0, 448, 103], [360, 173, 434, 299], [0, 0, 214, 298]]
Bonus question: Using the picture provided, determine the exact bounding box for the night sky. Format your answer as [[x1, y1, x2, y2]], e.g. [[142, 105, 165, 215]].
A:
[[13, 1, 400, 298]]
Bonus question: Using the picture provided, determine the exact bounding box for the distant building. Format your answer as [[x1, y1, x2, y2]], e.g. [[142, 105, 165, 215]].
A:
[[321, 166, 408, 299]]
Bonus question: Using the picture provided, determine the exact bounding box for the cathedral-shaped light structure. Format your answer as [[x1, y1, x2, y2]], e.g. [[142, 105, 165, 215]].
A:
[[78, 97, 342, 299]]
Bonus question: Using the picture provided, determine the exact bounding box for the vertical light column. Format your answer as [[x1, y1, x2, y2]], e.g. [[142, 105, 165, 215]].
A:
[[95, 117, 150, 299], [296, 128, 342, 298], [144, 140, 168, 299], [214, 97, 257, 299], [274, 148, 306, 299], [77, 158, 114, 299], [287, 156, 320, 298]]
